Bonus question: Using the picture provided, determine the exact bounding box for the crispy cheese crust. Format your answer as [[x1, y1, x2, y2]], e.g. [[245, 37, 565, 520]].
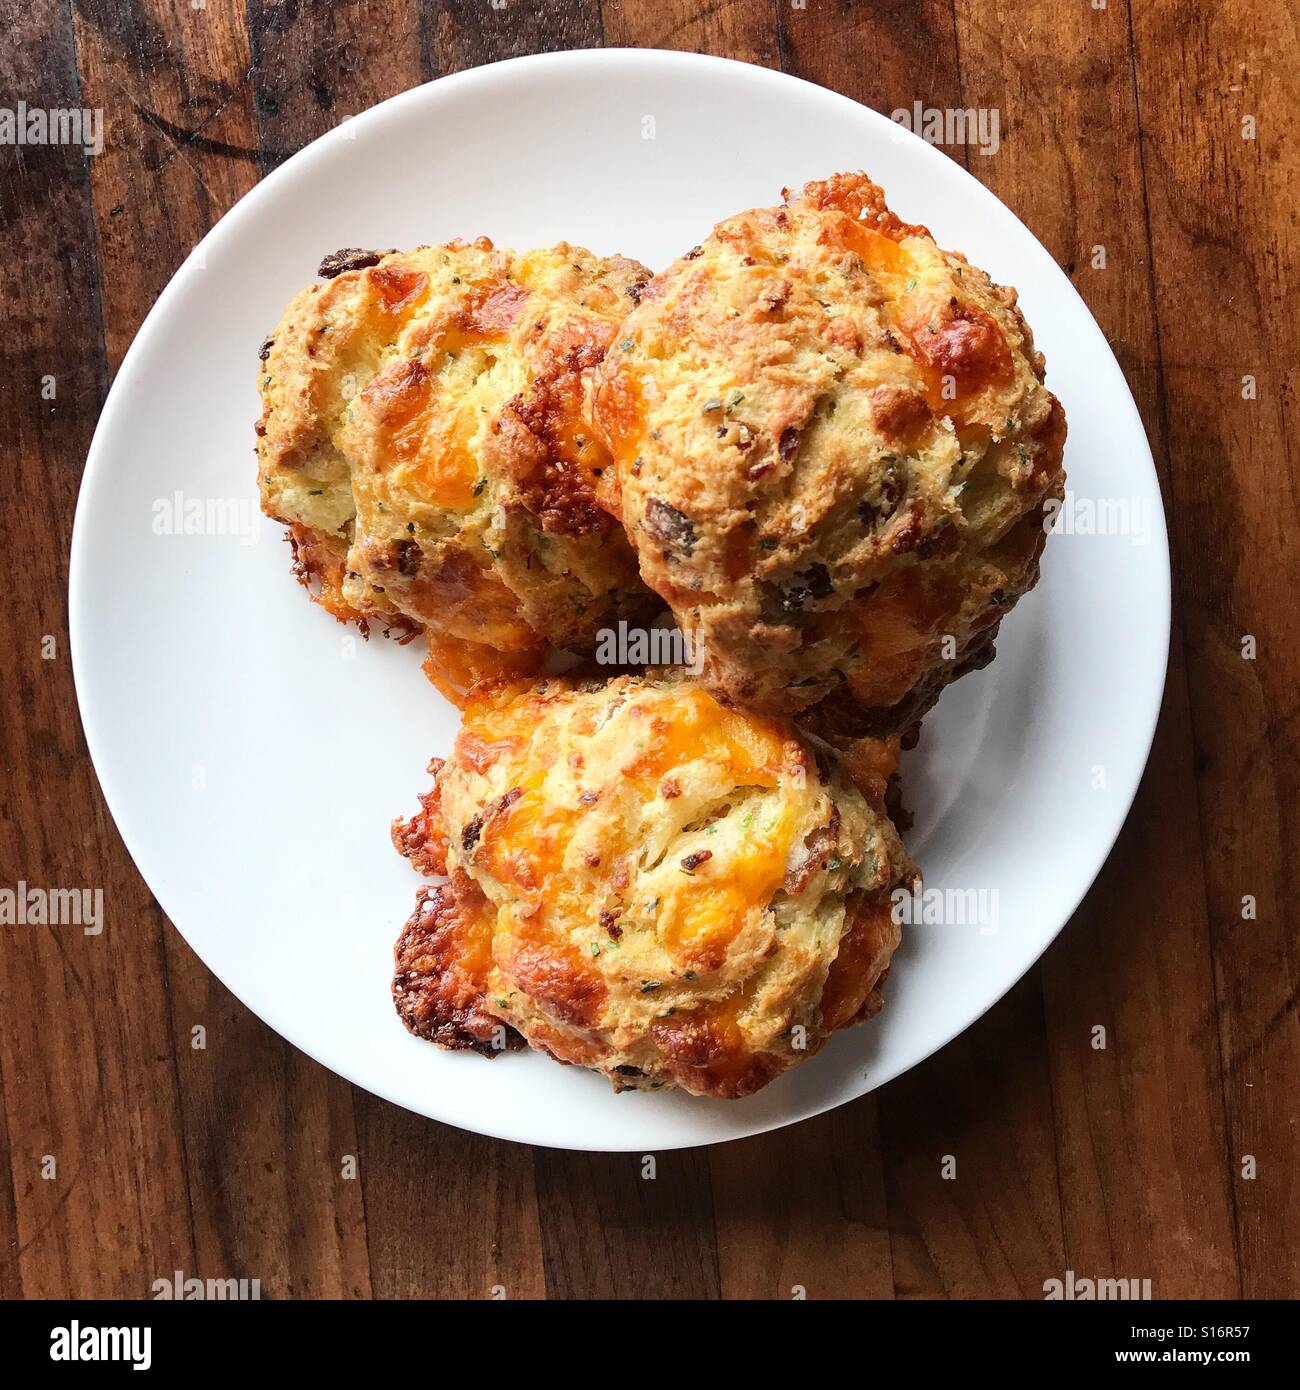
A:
[[393, 871, 525, 1057], [594, 173, 1067, 736], [391, 670, 917, 1098], [256, 240, 658, 698]]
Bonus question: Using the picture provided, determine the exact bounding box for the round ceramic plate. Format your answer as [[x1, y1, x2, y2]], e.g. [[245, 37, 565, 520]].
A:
[[70, 50, 1168, 1151]]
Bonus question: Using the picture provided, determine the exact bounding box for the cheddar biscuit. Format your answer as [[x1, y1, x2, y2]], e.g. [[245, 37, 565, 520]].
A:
[[256, 240, 657, 698], [391, 670, 917, 1098], [595, 173, 1067, 736]]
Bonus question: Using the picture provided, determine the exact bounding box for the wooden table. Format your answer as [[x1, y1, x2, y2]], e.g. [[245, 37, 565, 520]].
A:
[[1, 0, 1295, 1300]]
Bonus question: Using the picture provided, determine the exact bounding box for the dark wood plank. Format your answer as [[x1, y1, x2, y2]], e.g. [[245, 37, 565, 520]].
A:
[[1039, 686, 1240, 1298], [430, 0, 602, 72], [159, 932, 374, 1298], [0, 1060, 21, 1299], [532, 1148, 719, 1298], [778, 0, 966, 138], [70, 0, 374, 1300], [0, 0, 196, 1299], [602, 0, 778, 64], [879, 975, 1065, 1297], [71, 0, 264, 368], [354, 1097, 545, 1298], [245, 0, 429, 170], [1129, 0, 1300, 1298], [710, 1098, 894, 1298]]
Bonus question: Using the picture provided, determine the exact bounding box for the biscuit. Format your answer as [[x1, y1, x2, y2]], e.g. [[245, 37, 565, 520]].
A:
[[594, 173, 1067, 736], [256, 240, 658, 701], [391, 670, 917, 1098]]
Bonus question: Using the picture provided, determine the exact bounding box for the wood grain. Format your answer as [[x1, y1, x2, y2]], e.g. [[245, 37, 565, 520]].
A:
[[0, 0, 1294, 1300], [710, 1098, 894, 1300], [0, 0, 195, 1300], [245, 0, 428, 169], [602, 0, 778, 65], [1129, 0, 1300, 1299], [432, 0, 602, 71]]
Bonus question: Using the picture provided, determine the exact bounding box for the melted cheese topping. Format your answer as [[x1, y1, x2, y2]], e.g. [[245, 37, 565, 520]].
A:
[[657, 801, 795, 960], [459, 681, 803, 969], [624, 686, 788, 786], [837, 220, 912, 275], [371, 265, 429, 315], [402, 397, 481, 512], [592, 369, 643, 512], [834, 221, 1013, 419], [422, 632, 544, 710]]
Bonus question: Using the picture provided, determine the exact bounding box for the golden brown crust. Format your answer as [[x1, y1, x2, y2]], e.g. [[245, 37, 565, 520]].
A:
[[818, 891, 902, 1031], [391, 669, 918, 1098], [594, 172, 1067, 736], [392, 871, 524, 1056], [647, 1004, 784, 1099]]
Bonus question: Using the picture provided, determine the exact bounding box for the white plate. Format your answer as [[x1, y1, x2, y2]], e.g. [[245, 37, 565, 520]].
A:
[[70, 50, 1168, 1151]]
